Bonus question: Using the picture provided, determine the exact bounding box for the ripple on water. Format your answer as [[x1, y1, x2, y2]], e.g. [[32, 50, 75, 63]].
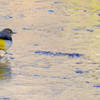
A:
[[54, 2, 62, 4], [48, 10, 55, 13], [33, 75, 39, 77], [34, 51, 83, 58], [76, 62, 82, 64], [94, 25, 100, 27], [93, 85, 100, 88], [8, 53, 13, 55], [75, 70, 89, 74], [9, 57, 14, 60], [98, 14, 100, 16], [83, 10, 87, 12], [22, 28, 33, 30], [86, 29, 94, 32], [0, 62, 11, 81], [75, 70, 83, 74], [0, 98, 10, 100], [33, 44, 39, 46], [8, 16, 13, 18]]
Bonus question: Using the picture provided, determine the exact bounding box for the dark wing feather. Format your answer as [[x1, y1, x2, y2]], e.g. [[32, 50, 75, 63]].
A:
[[0, 31, 12, 41]]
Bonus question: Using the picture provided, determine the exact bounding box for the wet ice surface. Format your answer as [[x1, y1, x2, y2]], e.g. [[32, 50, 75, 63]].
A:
[[0, 0, 100, 100]]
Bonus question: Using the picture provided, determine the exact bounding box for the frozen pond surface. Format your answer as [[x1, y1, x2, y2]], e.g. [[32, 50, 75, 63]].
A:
[[0, 0, 100, 100]]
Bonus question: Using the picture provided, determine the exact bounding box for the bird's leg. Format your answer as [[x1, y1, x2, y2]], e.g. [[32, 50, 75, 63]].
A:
[[4, 50, 8, 55], [0, 53, 3, 58], [0, 53, 1, 58]]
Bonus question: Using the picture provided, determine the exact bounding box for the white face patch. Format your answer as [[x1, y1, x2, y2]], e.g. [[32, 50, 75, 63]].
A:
[[4, 40, 12, 50]]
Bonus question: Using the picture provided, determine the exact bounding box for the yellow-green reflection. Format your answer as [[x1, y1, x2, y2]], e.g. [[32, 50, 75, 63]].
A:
[[66, 0, 100, 9], [0, 60, 11, 80], [61, 0, 100, 62]]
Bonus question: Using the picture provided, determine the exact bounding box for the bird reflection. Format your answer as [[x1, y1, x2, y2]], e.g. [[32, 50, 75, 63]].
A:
[[0, 59, 11, 81]]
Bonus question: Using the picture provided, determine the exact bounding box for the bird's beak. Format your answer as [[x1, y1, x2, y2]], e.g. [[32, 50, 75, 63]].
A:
[[12, 32, 17, 34]]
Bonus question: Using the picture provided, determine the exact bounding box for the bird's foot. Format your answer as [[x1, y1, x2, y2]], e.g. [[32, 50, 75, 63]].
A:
[[4, 51, 8, 55], [0, 55, 3, 58]]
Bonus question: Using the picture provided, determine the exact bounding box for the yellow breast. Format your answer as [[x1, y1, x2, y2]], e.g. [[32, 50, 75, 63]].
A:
[[0, 39, 12, 51], [0, 39, 5, 50]]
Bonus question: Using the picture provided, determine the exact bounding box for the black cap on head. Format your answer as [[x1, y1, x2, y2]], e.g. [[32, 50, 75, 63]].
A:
[[3, 28, 16, 35]]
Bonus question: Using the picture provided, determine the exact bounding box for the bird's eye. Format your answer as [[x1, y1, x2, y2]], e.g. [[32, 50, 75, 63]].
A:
[[9, 30, 12, 33]]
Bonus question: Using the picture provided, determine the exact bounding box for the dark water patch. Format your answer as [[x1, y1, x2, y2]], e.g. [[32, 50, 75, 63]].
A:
[[72, 27, 86, 31], [93, 85, 100, 88], [60, 27, 64, 31], [42, 66, 51, 69], [33, 75, 69, 80], [10, 73, 22, 76], [21, 65, 51, 69], [85, 81, 90, 83], [3, 72, 12, 75], [4, 15, 13, 19], [34, 51, 83, 58], [75, 70, 89, 74], [98, 20, 100, 22], [83, 10, 87, 12], [63, 77, 67, 79], [91, 63, 98, 64], [87, 62, 100, 65], [22, 28, 33, 30], [8, 16, 13, 18], [48, 10, 54, 13], [76, 62, 82, 64], [34, 44, 39, 46], [72, 29, 80, 31], [9, 57, 14, 60], [9, 53, 13, 55], [98, 14, 100, 16], [33, 75, 39, 77], [51, 76, 68, 80], [86, 29, 94, 32], [0, 72, 11, 76], [3, 15, 12, 19], [0, 98, 10, 100], [84, 71, 89, 73], [19, 65, 37, 68], [94, 25, 100, 27], [75, 70, 83, 74], [54, 2, 62, 4]]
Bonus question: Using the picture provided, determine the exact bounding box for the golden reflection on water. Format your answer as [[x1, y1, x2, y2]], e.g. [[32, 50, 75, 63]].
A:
[[0, 59, 11, 81], [0, 0, 99, 99], [61, 0, 100, 62], [66, 0, 100, 8]]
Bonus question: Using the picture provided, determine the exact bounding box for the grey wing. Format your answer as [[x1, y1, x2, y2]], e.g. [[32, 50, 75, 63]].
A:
[[0, 31, 12, 40]]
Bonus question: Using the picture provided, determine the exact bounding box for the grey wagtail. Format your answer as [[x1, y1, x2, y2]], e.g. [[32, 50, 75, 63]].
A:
[[0, 28, 16, 55]]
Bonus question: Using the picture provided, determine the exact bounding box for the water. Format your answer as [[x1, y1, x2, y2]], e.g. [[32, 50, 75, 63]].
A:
[[0, 0, 100, 100]]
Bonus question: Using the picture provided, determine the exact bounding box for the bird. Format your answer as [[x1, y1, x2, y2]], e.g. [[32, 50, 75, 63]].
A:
[[0, 28, 16, 56]]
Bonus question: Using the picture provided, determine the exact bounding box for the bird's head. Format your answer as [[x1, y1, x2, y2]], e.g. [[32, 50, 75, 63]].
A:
[[3, 28, 16, 35]]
